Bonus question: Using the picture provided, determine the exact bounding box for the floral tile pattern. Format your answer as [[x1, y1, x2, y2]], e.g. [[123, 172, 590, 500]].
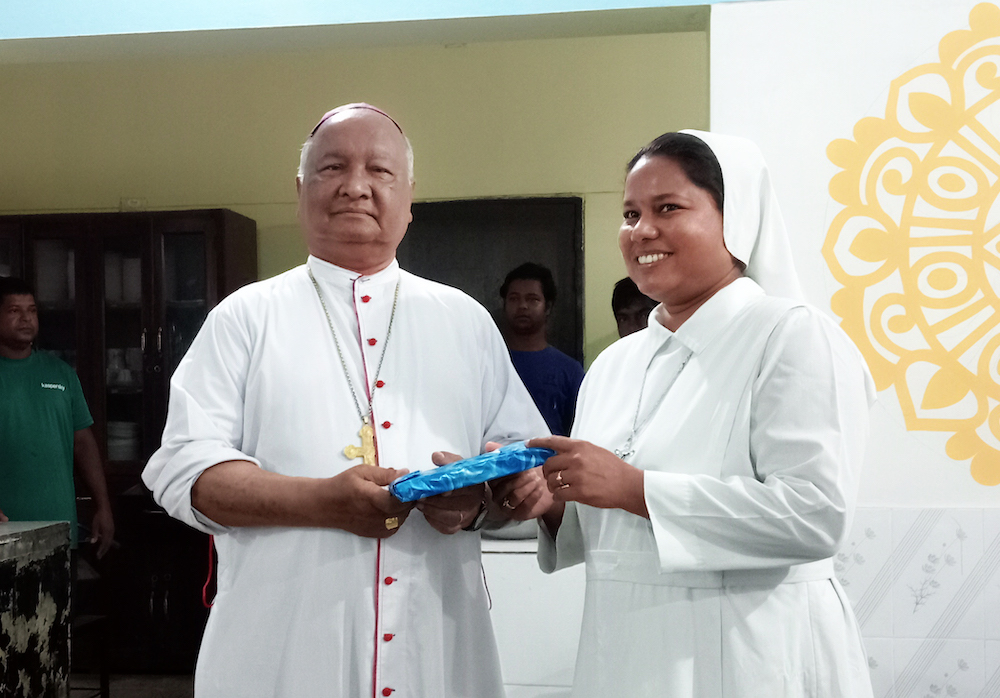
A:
[[863, 637, 895, 698], [984, 511, 1000, 642], [982, 641, 1000, 698], [840, 507, 894, 637], [891, 509, 984, 641], [891, 639, 984, 698], [844, 508, 1000, 697]]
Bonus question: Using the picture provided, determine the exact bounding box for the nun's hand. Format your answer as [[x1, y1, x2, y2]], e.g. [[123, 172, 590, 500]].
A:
[[527, 436, 648, 519]]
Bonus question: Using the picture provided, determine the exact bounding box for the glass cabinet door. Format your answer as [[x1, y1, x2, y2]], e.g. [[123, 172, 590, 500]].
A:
[[0, 209, 255, 495], [31, 238, 77, 367], [0, 224, 21, 278], [163, 233, 207, 378], [103, 236, 145, 463]]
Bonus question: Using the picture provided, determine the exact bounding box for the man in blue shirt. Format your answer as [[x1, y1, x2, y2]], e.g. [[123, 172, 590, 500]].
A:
[[500, 263, 584, 436]]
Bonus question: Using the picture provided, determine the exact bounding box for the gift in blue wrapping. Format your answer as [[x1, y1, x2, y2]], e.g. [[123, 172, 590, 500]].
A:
[[389, 441, 555, 502]]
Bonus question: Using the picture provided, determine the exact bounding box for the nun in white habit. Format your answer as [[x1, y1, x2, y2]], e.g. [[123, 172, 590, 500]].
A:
[[526, 131, 876, 697]]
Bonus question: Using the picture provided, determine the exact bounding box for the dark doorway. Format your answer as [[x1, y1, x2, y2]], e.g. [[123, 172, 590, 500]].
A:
[[397, 197, 584, 362]]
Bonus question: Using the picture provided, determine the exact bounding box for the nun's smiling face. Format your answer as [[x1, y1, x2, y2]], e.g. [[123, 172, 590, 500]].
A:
[[619, 154, 739, 327]]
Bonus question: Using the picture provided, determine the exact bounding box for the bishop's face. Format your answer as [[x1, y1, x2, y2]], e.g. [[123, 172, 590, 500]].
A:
[[296, 110, 414, 275]]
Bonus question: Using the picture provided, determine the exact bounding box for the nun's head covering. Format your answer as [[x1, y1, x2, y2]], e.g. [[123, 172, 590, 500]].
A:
[[674, 129, 804, 301]]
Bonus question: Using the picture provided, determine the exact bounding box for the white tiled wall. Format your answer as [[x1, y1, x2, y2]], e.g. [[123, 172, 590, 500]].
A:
[[840, 508, 1000, 698], [484, 509, 1000, 698], [483, 538, 585, 698]]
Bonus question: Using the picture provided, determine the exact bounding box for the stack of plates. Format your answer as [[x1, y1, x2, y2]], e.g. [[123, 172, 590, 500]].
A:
[[107, 421, 140, 461]]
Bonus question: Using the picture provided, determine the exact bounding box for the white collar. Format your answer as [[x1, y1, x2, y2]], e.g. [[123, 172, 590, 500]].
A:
[[306, 255, 401, 293], [646, 277, 764, 354]]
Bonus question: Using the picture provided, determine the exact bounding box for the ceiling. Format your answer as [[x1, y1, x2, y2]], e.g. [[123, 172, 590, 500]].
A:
[[0, 5, 711, 64]]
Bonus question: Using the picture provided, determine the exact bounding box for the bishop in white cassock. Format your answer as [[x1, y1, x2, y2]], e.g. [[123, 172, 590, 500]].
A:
[[143, 103, 552, 698]]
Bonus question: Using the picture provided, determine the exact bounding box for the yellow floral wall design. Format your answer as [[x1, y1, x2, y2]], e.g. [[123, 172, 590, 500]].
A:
[[824, 2, 1000, 486]]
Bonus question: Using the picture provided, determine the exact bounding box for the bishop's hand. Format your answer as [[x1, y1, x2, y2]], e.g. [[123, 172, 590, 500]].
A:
[[490, 467, 553, 521], [415, 449, 491, 535], [324, 464, 414, 538]]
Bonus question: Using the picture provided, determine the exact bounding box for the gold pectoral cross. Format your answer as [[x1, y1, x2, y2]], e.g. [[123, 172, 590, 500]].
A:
[[343, 420, 377, 465]]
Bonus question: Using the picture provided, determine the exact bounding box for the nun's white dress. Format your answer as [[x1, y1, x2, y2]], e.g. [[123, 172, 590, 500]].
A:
[[539, 131, 876, 698]]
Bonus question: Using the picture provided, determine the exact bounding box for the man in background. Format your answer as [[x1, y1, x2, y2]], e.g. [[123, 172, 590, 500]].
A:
[[501, 262, 584, 436], [612, 276, 657, 338], [0, 276, 115, 556]]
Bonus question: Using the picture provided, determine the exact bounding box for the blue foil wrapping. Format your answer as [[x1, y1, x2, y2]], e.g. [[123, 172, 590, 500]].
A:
[[389, 441, 555, 502]]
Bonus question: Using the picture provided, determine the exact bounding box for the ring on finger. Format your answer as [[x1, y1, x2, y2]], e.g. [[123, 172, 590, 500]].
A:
[[502, 497, 515, 510], [556, 471, 564, 485], [385, 516, 400, 530]]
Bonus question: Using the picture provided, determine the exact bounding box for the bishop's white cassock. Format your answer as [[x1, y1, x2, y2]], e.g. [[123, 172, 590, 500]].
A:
[[144, 255, 549, 698]]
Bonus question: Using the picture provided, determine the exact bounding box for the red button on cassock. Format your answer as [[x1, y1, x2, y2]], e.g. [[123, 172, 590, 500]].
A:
[[382, 689, 394, 697], [382, 421, 391, 429], [361, 295, 372, 303], [375, 380, 385, 388], [368, 338, 378, 346], [383, 633, 394, 642], [384, 577, 395, 585]]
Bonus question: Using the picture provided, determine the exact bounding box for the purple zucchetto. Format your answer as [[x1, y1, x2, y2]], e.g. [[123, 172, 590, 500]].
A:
[[309, 103, 404, 137]]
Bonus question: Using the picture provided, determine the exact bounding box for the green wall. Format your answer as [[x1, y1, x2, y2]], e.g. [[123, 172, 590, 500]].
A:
[[0, 30, 708, 363]]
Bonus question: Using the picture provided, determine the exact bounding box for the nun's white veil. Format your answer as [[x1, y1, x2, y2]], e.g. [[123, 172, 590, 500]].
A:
[[679, 130, 804, 302]]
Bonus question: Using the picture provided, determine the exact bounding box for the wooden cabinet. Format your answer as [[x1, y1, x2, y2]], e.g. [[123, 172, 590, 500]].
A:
[[0, 209, 256, 492], [0, 209, 256, 673], [104, 496, 212, 673]]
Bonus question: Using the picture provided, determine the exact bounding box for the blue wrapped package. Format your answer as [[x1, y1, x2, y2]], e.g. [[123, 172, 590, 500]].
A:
[[389, 441, 555, 502]]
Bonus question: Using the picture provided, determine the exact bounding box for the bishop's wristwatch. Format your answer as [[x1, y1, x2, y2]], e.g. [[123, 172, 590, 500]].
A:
[[463, 498, 489, 532]]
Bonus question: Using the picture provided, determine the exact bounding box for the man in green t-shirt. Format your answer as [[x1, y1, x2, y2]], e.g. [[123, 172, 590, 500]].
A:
[[0, 276, 114, 555]]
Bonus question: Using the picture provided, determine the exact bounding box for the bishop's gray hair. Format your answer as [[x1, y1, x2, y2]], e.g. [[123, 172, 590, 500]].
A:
[[297, 135, 415, 185]]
